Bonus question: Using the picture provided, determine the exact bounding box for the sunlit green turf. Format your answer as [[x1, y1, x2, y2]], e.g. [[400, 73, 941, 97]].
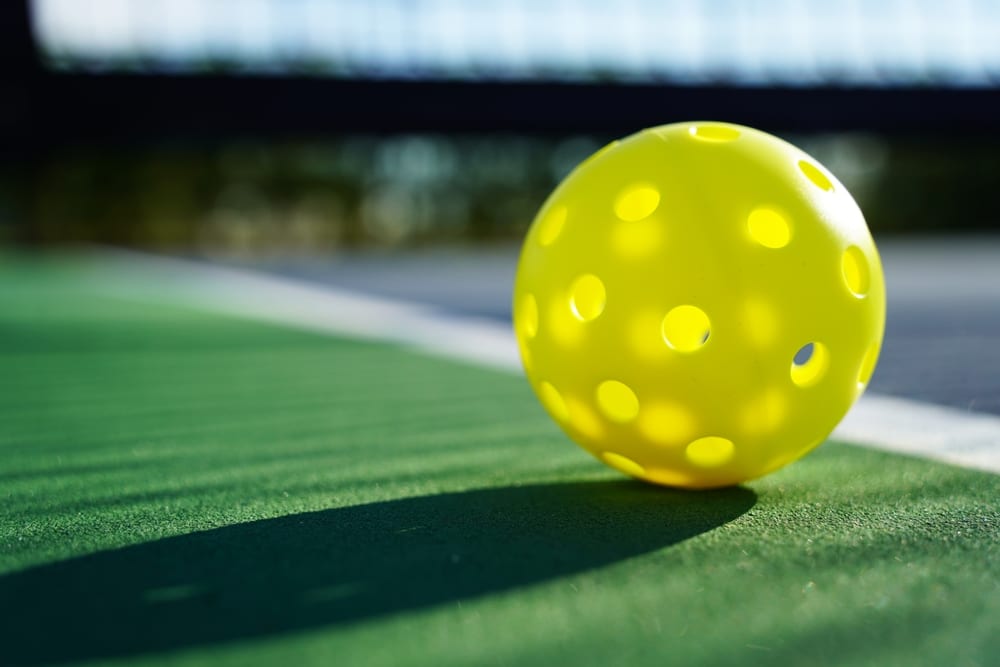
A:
[[1, 256, 998, 667]]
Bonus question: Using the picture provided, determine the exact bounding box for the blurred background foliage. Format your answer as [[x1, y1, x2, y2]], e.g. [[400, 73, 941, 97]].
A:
[[4, 133, 998, 256]]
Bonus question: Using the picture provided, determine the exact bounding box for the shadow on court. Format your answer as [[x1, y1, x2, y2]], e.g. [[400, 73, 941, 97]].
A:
[[1, 480, 756, 665]]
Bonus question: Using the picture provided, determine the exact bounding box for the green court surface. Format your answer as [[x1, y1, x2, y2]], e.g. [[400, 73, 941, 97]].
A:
[[2, 257, 998, 667]]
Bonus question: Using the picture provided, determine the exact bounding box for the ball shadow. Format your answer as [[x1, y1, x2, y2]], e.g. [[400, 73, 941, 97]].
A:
[[1, 480, 756, 666]]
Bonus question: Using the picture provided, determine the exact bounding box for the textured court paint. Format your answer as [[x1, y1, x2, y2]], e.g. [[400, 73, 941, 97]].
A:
[[0, 259, 998, 667], [90, 250, 1000, 475]]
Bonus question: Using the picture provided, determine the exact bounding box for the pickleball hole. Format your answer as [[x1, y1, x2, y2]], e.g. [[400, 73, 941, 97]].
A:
[[791, 342, 830, 387], [798, 160, 834, 191], [536, 205, 567, 247], [686, 436, 735, 467], [601, 451, 646, 478], [614, 184, 660, 222], [518, 293, 538, 339], [596, 380, 640, 423], [538, 381, 569, 422], [569, 274, 606, 321], [688, 125, 741, 142], [842, 246, 870, 297], [747, 207, 791, 248], [793, 343, 814, 366], [661, 305, 711, 352]]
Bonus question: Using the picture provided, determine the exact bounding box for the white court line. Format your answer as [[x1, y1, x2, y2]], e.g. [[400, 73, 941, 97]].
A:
[[91, 250, 1000, 475]]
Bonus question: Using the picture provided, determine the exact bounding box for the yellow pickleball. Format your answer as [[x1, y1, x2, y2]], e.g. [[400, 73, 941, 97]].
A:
[[513, 122, 885, 489]]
